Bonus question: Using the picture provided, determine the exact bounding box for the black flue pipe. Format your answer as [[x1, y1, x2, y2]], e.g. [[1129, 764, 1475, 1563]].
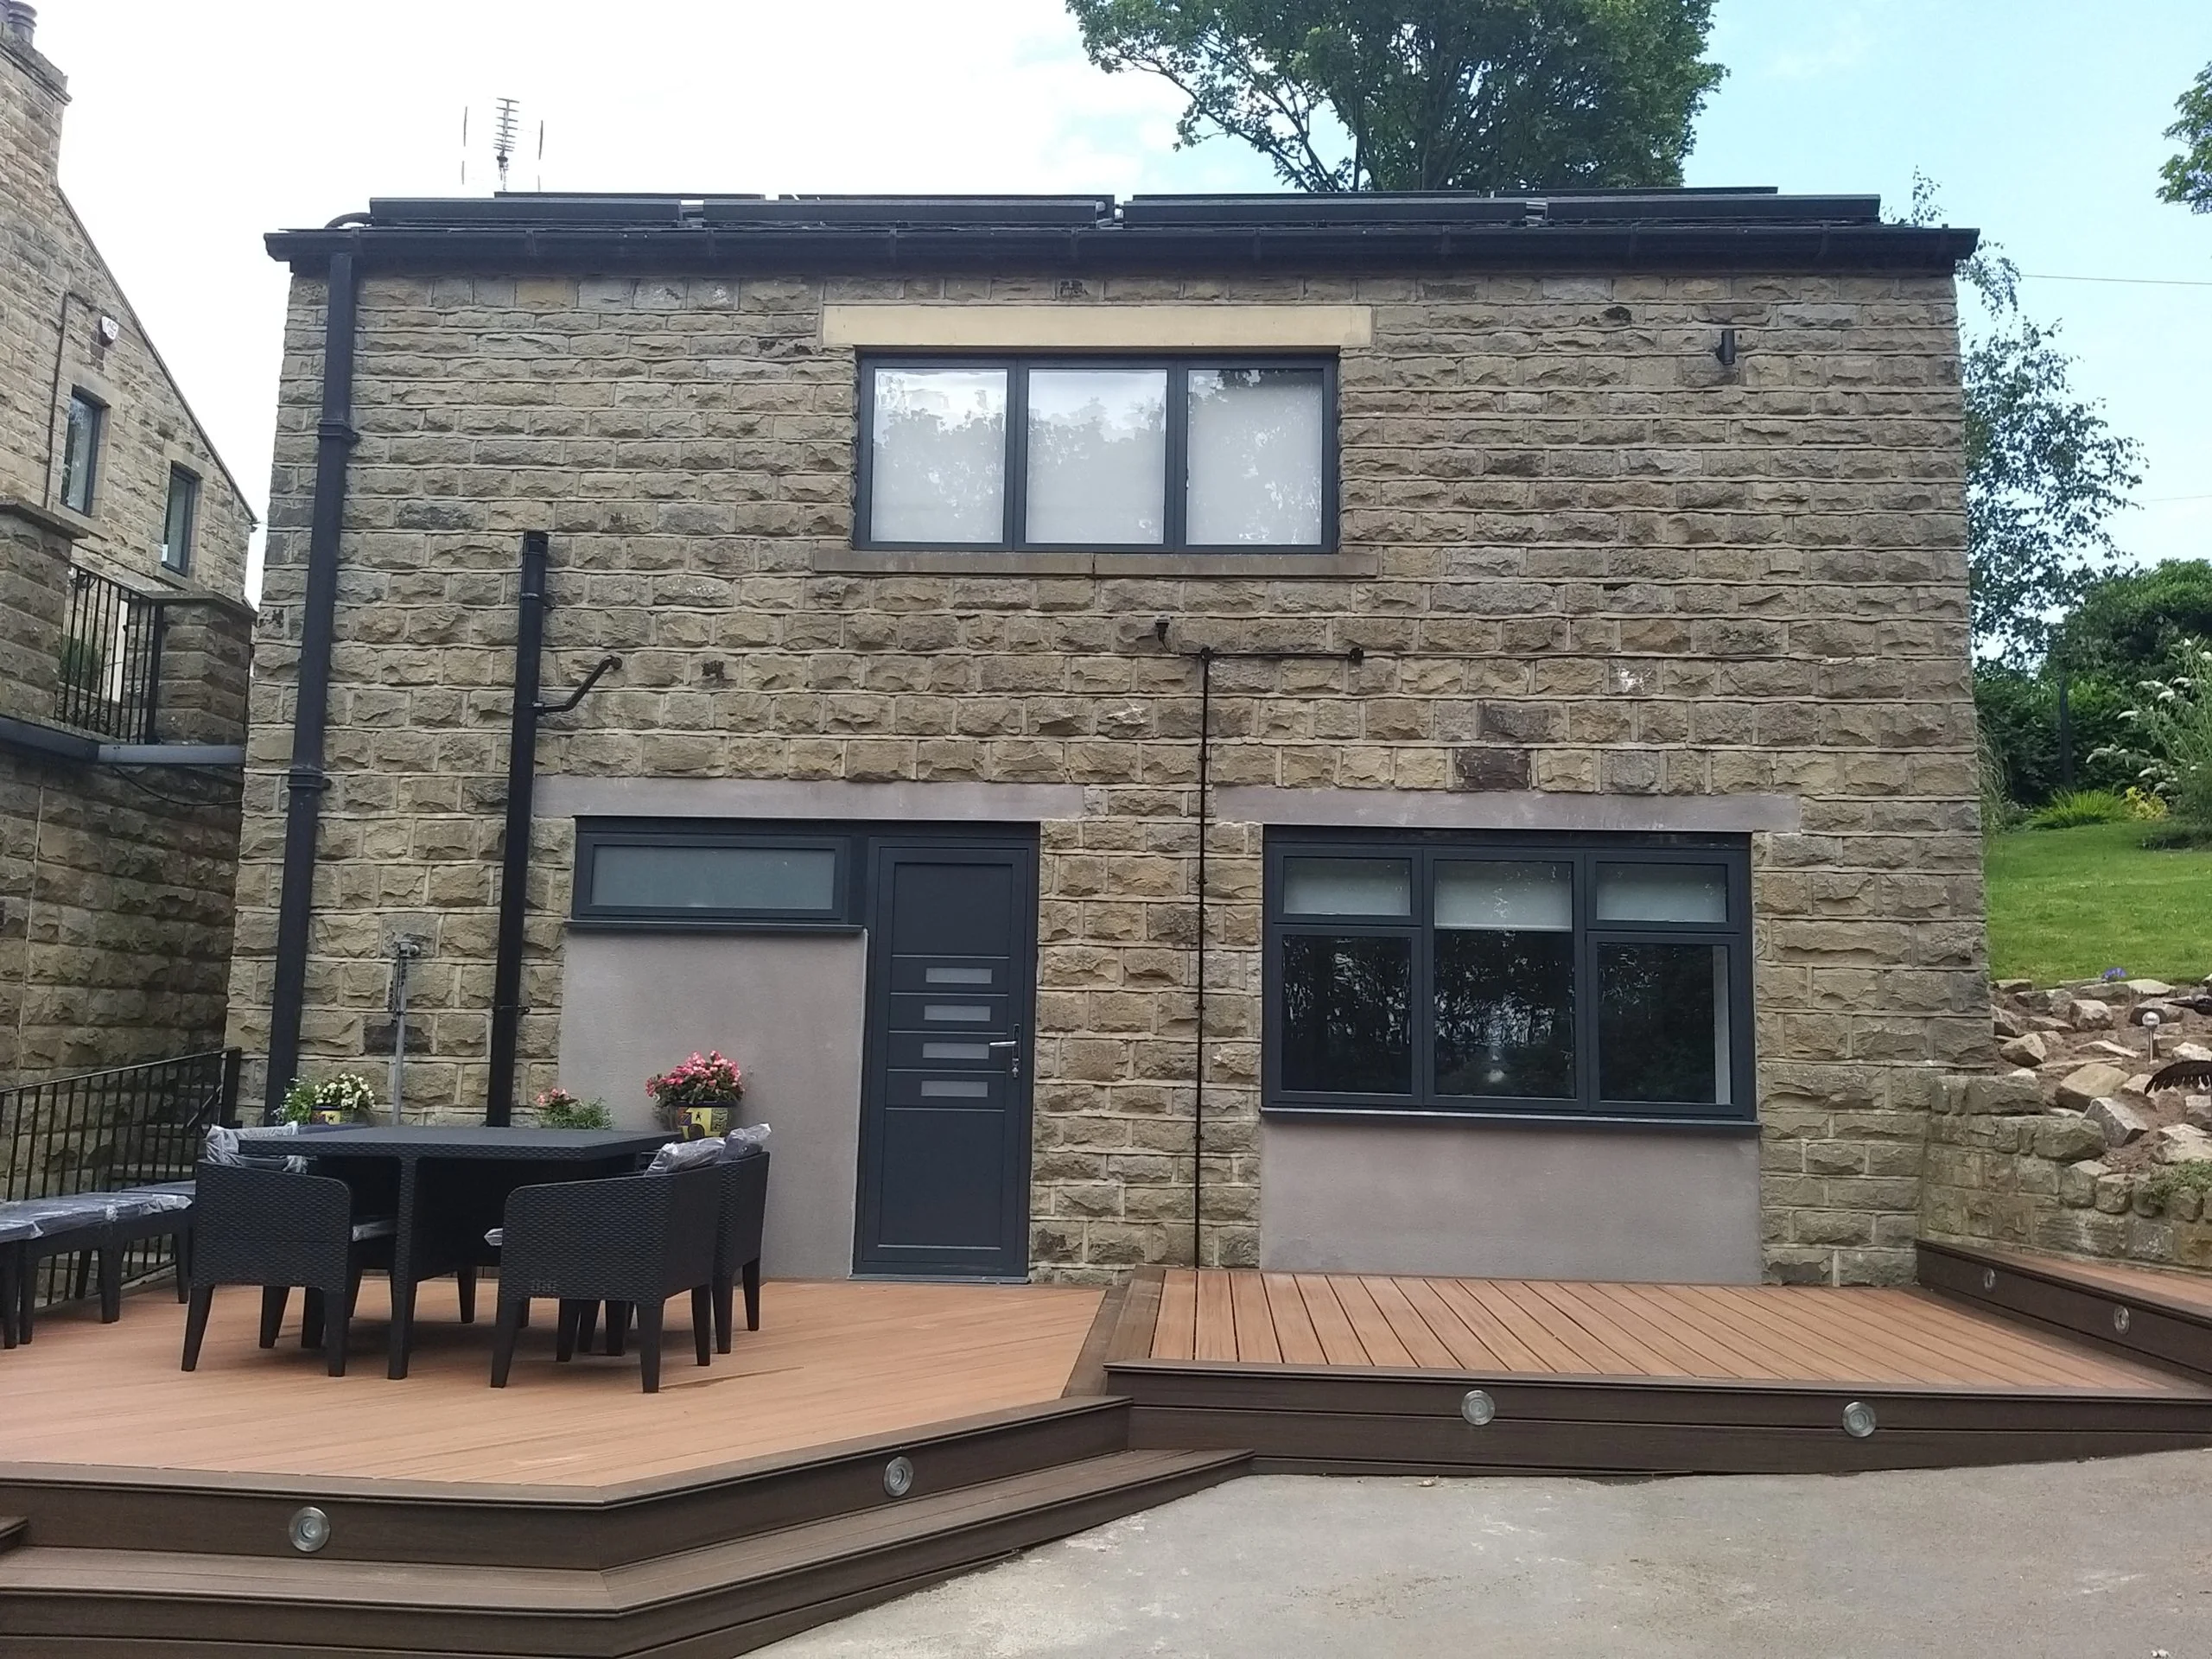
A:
[[264, 250, 359, 1120], [483, 530, 550, 1126]]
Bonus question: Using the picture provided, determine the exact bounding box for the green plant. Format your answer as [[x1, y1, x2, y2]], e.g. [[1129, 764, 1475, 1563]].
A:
[[278, 1073, 378, 1124], [2093, 639, 2212, 827], [2125, 785, 2169, 821], [2140, 1160, 2212, 1211], [2024, 788, 2131, 830], [531, 1088, 613, 1130]]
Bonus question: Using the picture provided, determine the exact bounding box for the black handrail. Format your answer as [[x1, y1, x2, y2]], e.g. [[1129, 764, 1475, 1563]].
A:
[[1, 1048, 240, 1308], [55, 563, 164, 742]]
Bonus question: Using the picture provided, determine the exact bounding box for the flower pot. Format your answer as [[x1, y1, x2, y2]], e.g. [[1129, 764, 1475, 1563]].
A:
[[681, 1103, 737, 1137]]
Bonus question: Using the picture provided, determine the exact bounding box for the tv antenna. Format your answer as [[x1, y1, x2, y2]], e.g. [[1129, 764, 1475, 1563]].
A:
[[493, 96, 520, 193]]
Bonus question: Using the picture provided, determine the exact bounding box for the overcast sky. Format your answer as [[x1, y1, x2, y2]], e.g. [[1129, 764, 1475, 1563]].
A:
[[32, 0, 2212, 600]]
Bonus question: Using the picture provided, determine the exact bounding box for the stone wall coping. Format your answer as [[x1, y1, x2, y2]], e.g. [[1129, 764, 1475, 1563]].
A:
[[821, 302, 1375, 350], [535, 777, 1090, 823], [1212, 785, 1802, 834], [0, 496, 86, 540]]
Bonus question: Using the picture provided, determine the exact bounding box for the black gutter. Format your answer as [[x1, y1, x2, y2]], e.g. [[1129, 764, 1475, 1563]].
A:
[[265, 221, 1979, 277], [483, 530, 550, 1128], [264, 251, 359, 1120]]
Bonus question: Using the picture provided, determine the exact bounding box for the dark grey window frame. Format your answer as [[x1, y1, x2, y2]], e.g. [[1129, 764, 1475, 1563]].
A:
[[854, 353, 1340, 555], [162, 464, 200, 573], [60, 390, 105, 516], [1263, 830, 1756, 1128], [571, 822, 859, 931]]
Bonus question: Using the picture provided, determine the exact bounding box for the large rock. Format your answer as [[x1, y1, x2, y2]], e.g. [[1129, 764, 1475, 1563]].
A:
[[2056, 1061, 2132, 1110], [2059, 1160, 2109, 1206], [1993, 1006, 2030, 1040], [2175, 1040, 2212, 1063], [2086, 1096, 2151, 1147], [2034, 1115, 2110, 1163], [2125, 978, 2177, 999], [1995, 978, 2036, 995], [2156, 1123, 2212, 1165], [1996, 1032, 2049, 1067], [2069, 998, 2116, 1031], [2187, 1096, 2212, 1130], [2129, 1001, 2183, 1027], [1959, 1071, 2046, 1116]]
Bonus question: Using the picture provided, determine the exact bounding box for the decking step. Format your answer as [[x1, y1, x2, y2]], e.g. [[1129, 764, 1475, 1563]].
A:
[[1917, 1239, 2212, 1382], [0, 1447, 1249, 1656], [0, 1519, 22, 1556]]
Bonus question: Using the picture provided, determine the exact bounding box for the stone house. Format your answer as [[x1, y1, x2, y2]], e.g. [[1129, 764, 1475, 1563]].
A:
[[0, 3, 255, 1084], [237, 186, 1985, 1287]]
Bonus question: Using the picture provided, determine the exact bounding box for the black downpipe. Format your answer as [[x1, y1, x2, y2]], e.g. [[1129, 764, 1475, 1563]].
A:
[[484, 530, 550, 1127], [264, 251, 359, 1120], [1167, 631, 1365, 1268]]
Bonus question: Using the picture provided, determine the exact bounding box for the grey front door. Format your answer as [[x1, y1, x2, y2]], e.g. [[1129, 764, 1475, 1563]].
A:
[[855, 838, 1037, 1278]]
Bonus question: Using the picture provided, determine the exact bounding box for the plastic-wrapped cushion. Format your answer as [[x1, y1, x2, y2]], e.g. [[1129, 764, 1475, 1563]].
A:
[[207, 1124, 306, 1174], [646, 1137, 726, 1173], [484, 1226, 505, 1248], [721, 1123, 771, 1158], [0, 1188, 194, 1243]]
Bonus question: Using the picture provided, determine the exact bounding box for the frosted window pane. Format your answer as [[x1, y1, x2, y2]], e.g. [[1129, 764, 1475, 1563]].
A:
[[594, 845, 837, 912], [1186, 367, 1324, 545], [1281, 857, 1410, 918], [1595, 864, 1727, 925], [1434, 861, 1572, 931], [1025, 369, 1166, 543], [869, 368, 1006, 543]]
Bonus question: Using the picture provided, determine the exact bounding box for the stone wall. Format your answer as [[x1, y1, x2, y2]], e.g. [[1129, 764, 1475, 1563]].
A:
[[229, 264, 1985, 1284], [0, 17, 253, 1086]]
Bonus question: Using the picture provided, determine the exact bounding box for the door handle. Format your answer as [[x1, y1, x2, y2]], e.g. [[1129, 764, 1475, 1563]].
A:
[[986, 1029, 1022, 1078]]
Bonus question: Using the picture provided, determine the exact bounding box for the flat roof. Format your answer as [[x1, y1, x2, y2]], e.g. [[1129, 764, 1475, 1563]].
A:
[[266, 189, 1977, 276]]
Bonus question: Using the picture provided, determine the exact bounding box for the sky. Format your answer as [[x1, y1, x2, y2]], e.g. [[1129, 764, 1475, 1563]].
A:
[[28, 0, 2212, 601]]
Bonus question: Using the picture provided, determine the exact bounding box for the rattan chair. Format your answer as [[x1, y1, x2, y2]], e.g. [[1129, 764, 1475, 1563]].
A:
[[490, 1166, 719, 1394], [712, 1147, 769, 1353], [180, 1161, 396, 1377]]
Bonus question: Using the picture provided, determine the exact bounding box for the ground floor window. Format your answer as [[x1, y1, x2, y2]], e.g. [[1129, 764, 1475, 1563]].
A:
[[1263, 831, 1753, 1124]]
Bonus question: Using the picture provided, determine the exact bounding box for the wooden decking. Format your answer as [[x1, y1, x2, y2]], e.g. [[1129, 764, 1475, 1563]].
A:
[[0, 1274, 1102, 1485], [1142, 1268, 2197, 1391]]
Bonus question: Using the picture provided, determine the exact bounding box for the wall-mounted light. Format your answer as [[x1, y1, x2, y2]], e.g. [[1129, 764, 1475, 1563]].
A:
[[1713, 327, 1739, 370]]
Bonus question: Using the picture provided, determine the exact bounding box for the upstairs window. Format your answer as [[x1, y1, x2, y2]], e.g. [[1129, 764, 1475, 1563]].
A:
[[162, 465, 200, 573], [60, 391, 105, 515], [857, 356, 1335, 552], [1265, 833, 1754, 1124]]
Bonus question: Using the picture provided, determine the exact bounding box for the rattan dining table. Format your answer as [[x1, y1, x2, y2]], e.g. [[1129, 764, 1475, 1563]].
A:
[[239, 1126, 668, 1378]]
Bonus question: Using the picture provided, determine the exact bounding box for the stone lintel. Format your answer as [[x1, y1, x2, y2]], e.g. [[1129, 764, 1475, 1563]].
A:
[[1212, 785, 1802, 834], [535, 776, 1090, 823]]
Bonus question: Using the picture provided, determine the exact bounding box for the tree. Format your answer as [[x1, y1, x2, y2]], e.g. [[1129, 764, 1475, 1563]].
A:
[[2158, 61, 2212, 212], [1065, 0, 1725, 194], [1903, 177, 2144, 664], [2055, 561, 2212, 677]]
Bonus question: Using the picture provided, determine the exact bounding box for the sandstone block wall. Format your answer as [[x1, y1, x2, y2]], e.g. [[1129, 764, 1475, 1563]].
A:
[[230, 264, 1986, 1284], [0, 23, 253, 1086]]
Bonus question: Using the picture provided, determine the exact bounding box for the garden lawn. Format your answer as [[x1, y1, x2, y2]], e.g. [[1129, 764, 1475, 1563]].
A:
[[1983, 820, 2212, 986]]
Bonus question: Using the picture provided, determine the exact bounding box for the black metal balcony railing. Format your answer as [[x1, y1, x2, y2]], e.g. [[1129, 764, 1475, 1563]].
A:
[[0, 1049, 240, 1308], [55, 564, 163, 742]]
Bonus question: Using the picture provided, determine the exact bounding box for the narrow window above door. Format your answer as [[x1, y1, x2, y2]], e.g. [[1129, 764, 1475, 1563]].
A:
[[857, 355, 1337, 554]]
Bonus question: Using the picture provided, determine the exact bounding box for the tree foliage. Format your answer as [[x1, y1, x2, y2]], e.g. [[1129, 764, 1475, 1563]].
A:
[[2158, 61, 2212, 212], [2054, 560, 2212, 677], [1065, 0, 1725, 193], [1955, 248, 2142, 663]]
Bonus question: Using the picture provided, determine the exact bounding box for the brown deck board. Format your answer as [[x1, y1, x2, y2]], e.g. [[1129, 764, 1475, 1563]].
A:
[[1967, 1246, 2212, 1318], [1137, 1272, 2210, 1401], [1293, 1275, 1370, 1367], [1260, 1274, 1327, 1366], [1227, 1272, 1281, 1365], [0, 1277, 1101, 1487], [1153, 1270, 1198, 1363], [1194, 1272, 1239, 1363]]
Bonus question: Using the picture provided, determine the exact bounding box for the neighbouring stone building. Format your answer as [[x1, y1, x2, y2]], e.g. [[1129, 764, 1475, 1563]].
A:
[[237, 187, 1986, 1287], [0, 3, 255, 1084]]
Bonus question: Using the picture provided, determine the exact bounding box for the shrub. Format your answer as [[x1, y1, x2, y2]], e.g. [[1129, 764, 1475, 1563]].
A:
[[531, 1088, 613, 1130], [2125, 785, 2170, 821], [2092, 639, 2212, 827], [2024, 788, 2132, 829], [2141, 1160, 2212, 1211], [1973, 661, 2135, 808]]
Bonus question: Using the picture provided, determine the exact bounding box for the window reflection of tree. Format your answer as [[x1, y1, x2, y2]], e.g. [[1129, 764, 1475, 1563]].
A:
[[1189, 368, 1323, 542], [874, 373, 1005, 541], [1434, 931, 1574, 1098], [1281, 935, 1411, 1094], [1027, 379, 1166, 542], [1599, 944, 1719, 1103]]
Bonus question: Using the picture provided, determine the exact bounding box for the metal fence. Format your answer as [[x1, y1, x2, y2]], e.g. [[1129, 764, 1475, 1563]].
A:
[[54, 563, 164, 742], [1, 1049, 239, 1307]]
